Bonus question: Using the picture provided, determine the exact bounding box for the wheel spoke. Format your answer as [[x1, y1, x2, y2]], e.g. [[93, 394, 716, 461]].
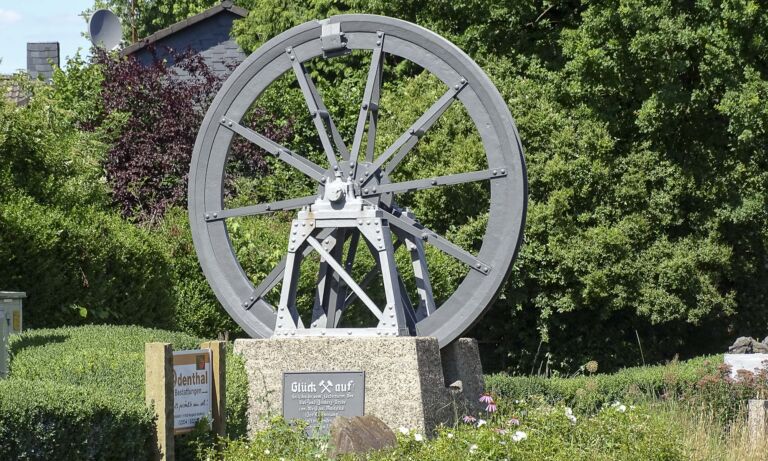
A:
[[343, 238, 403, 309], [287, 48, 350, 170], [219, 117, 325, 182], [362, 80, 467, 186], [381, 207, 492, 275], [361, 168, 506, 197], [351, 33, 385, 161], [206, 195, 317, 221]]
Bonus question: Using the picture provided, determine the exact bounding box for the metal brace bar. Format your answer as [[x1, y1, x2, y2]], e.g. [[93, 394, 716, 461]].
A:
[[220, 117, 326, 181], [351, 33, 385, 161], [362, 80, 468, 186], [206, 195, 317, 221], [361, 168, 506, 197], [381, 208, 492, 274], [307, 236, 383, 320]]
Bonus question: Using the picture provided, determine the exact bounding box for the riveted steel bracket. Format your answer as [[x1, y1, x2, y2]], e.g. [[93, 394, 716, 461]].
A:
[[319, 21, 349, 58]]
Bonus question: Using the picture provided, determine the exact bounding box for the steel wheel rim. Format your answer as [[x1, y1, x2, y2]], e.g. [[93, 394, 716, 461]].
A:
[[189, 14, 527, 347]]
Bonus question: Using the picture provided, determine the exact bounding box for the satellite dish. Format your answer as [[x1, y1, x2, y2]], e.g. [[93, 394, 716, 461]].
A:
[[89, 9, 122, 50]]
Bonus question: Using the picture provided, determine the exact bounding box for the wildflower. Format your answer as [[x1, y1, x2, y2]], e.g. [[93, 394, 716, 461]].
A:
[[479, 393, 495, 405], [446, 432, 454, 439], [494, 428, 508, 435], [585, 360, 598, 373], [507, 417, 520, 426], [616, 404, 627, 413], [511, 430, 528, 442], [414, 433, 424, 442], [486, 402, 498, 413], [463, 415, 477, 424], [477, 419, 487, 427], [469, 444, 478, 453], [398, 426, 409, 435], [565, 407, 577, 424], [264, 449, 270, 455]]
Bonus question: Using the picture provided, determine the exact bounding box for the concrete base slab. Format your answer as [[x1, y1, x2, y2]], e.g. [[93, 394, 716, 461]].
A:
[[234, 336, 483, 435]]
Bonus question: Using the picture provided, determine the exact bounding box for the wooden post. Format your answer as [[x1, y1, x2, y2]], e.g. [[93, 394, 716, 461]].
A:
[[201, 340, 226, 436], [146, 342, 174, 461]]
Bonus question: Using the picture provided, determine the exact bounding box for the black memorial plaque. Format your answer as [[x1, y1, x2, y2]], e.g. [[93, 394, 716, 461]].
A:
[[283, 371, 365, 434]]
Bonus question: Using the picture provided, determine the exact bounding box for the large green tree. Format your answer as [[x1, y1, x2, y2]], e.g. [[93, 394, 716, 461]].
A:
[[228, 0, 767, 372]]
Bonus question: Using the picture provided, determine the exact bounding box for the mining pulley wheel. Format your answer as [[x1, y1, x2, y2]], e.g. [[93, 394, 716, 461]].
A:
[[189, 14, 527, 347]]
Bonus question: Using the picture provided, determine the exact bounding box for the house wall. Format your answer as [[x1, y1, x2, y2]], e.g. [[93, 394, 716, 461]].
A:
[[131, 12, 246, 79]]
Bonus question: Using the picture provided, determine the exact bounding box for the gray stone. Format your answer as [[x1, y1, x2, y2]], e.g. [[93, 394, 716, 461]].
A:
[[754, 342, 768, 354], [729, 336, 756, 353], [441, 338, 485, 415], [328, 415, 396, 458], [234, 336, 483, 436]]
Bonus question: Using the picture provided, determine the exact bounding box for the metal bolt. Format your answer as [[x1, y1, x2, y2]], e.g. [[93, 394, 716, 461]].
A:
[[292, 231, 297, 235], [357, 220, 363, 225], [321, 177, 326, 182], [476, 263, 481, 268], [366, 220, 371, 225], [333, 165, 339, 171], [227, 121, 232, 127], [364, 188, 369, 194], [372, 187, 377, 192], [454, 84, 460, 90], [243, 302, 248, 307], [377, 31, 383, 37], [409, 128, 415, 135], [460, 77, 466, 84], [375, 229, 380, 233], [205, 214, 210, 219], [266, 205, 271, 211], [421, 233, 428, 240], [286, 47, 292, 53], [213, 212, 218, 218], [349, 162, 354, 167], [377, 237, 381, 241], [483, 267, 489, 273], [364, 171, 370, 176], [220, 118, 226, 124], [362, 103, 368, 110], [279, 315, 283, 319], [291, 238, 296, 242], [249, 296, 254, 301], [501, 169, 506, 174], [275, 150, 281, 157], [290, 55, 295, 61], [321, 331, 326, 335], [376, 40, 381, 46], [302, 222, 306, 227], [291, 331, 296, 336], [431, 179, 437, 185], [293, 223, 298, 227], [493, 169, 497, 175]]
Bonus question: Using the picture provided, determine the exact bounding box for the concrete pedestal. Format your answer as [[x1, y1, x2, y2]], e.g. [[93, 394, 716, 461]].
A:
[[234, 336, 483, 435]]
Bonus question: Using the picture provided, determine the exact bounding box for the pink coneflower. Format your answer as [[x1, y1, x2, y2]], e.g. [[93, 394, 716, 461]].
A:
[[463, 415, 477, 424], [479, 394, 495, 405], [486, 402, 497, 413], [494, 428, 507, 435]]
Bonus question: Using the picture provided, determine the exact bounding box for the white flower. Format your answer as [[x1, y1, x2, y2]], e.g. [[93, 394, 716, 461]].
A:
[[264, 449, 270, 455], [616, 404, 627, 413], [565, 407, 573, 416], [511, 431, 528, 442], [567, 414, 577, 424], [469, 444, 478, 453], [477, 419, 487, 427], [414, 433, 424, 442], [610, 401, 621, 408], [446, 432, 454, 439], [398, 426, 410, 435]]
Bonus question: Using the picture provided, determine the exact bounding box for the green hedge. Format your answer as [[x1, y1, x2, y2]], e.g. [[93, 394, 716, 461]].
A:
[[0, 379, 154, 460], [4, 325, 250, 460], [0, 195, 176, 330], [485, 355, 721, 413]]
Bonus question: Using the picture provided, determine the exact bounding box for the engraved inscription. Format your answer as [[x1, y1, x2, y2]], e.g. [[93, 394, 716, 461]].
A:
[[283, 371, 365, 434]]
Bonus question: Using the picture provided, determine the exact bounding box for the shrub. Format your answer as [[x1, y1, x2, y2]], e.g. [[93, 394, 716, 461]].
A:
[[9, 325, 249, 439], [0, 196, 176, 329], [0, 379, 155, 460], [485, 355, 721, 414]]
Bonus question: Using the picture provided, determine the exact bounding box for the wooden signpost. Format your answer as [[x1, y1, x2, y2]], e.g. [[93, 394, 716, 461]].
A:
[[145, 341, 226, 461]]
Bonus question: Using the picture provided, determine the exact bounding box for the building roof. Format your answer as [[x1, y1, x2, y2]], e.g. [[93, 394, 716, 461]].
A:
[[1, 75, 30, 106], [122, 1, 248, 56]]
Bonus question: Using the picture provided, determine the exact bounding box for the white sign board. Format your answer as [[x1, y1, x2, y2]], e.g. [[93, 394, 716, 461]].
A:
[[173, 349, 212, 433], [724, 353, 768, 379]]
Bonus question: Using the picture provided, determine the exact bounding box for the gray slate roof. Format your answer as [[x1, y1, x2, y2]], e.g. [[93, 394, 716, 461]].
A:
[[26, 42, 60, 81], [122, 1, 248, 56]]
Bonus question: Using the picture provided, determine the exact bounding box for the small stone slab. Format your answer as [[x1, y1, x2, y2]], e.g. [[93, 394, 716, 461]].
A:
[[328, 415, 397, 458]]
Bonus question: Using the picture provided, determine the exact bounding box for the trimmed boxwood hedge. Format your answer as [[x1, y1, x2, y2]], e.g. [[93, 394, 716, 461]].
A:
[[0, 379, 154, 460], [485, 355, 721, 413], [3, 325, 250, 460]]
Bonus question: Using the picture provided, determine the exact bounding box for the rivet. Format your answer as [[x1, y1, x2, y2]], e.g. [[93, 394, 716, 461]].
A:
[[293, 223, 298, 227], [358, 220, 363, 224], [421, 233, 428, 240], [227, 121, 232, 127], [377, 237, 381, 241], [249, 296, 254, 301], [266, 205, 271, 210], [290, 55, 295, 61], [375, 229, 380, 233], [501, 169, 506, 174], [460, 77, 467, 84], [321, 331, 326, 335], [364, 188, 369, 194], [292, 231, 297, 235], [242, 302, 248, 307], [279, 315, 283, 319], [483, 267, 489, 273], [409, 128, 415, 135], [275, 150, 281, 157], [291, 238, 296, 242], [349, 162, 354, 167], [348, 331, 352, 335], [220, 118, 226, 124], [334, 165, 339, 171], [431, 179, 437, 185], [493, 169, 498, 175], [286, 47, 292, 53], [372, 187, 377, 192], [364, 171, 370, 176], [291, 331, 296, 336], [302, 222, 306, 227], [475, 263, 481, 268], [213, 212, 218, 218], [362, 103, 368, 110], [376, 40, 381, 46], [205, 214, 210, 219], [366, 220, 371, 225], [377, 31, 383, 37], [454, 84, 460, 90]]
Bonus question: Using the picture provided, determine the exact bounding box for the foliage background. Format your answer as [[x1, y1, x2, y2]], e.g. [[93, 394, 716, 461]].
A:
[[2, 0, 764, 373]]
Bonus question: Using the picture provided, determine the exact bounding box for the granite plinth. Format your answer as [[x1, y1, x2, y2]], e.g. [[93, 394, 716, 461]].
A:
[[234, 336, 483, 435]]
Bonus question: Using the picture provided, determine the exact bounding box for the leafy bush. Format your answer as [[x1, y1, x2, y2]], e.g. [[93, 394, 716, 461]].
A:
[[0, 196, 176, 328], [9, 325, 249, 440], [0, 379, 155, 460], [485, 355, 721, 414]]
